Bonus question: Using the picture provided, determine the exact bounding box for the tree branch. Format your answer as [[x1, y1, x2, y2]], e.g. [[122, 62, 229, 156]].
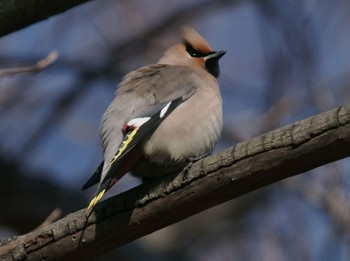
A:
[[1, 104, 350, 260], [0, 0, 93, 37], [0, 51, 58, 77]]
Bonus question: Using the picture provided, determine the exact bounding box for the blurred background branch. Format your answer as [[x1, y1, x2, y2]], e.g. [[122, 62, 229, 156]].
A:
[[0, 0, 93, 37], [0, 51, 58, 77]]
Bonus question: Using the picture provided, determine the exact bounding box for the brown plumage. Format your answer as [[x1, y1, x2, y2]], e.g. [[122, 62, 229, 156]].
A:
[[83, 26, 226, 209]]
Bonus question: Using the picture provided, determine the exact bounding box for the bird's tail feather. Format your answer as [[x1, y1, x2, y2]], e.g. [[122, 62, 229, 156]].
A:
[[87, 177, 111, 209], [88, 189, 106, 209]]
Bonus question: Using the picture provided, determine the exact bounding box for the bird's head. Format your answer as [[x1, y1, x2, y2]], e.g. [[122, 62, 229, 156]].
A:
[[158, 26, 225, 78]]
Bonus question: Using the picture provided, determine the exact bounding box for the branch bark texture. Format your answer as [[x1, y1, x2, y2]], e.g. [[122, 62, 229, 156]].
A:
[[1, 104, 350, 260], [0, 0, 93, 37]]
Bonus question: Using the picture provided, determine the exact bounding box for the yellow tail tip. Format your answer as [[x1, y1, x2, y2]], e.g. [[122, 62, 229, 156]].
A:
[[88, 189, 106, 209]]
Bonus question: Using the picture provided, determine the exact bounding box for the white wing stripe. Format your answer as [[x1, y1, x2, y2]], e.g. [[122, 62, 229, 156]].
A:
[[127, 117, 151, 127], [160, 101, 171, 118]]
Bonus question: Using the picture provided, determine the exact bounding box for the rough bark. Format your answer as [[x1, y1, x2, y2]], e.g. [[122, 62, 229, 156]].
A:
[[0, 0, 93, 37], [1, 104, 350, 260]]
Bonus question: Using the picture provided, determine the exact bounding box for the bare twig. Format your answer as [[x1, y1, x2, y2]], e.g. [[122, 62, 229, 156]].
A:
[[0, 51, 58, 77], [33, 208, 63, 231]]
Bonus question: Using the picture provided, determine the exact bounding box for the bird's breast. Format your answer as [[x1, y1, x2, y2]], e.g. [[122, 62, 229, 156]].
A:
[[139, 82, 223, 175]]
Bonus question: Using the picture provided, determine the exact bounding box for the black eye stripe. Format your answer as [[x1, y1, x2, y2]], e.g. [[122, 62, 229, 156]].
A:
[[185, 43, 206, 58]]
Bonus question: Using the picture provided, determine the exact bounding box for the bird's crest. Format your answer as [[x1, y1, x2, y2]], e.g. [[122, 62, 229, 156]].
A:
[[181, 26, 212, 55]]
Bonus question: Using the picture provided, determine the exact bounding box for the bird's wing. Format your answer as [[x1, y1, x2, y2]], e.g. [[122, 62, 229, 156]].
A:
[[81, 161, 104, 191], [87, 96, 191, 209]]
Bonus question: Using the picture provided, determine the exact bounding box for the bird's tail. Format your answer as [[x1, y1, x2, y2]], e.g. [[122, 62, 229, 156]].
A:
[[82, 161, 104, 191], [87, 177, 112, 209], [88, 174, 116, 209], [88, 189, 106, 209]]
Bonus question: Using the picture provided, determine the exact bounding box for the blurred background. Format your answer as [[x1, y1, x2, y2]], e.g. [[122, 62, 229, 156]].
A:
[[1, 0, 350, 260]]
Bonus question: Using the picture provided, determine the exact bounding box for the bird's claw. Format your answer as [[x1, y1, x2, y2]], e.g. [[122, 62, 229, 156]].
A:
[[182, 154, 209, 180]]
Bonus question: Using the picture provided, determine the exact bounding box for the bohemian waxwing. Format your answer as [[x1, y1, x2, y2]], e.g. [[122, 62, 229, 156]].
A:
[[83, 26, 225, 208]]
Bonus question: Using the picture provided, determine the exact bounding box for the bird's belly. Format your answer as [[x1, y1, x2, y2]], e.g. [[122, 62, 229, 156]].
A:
[[133, 87, 222, 177]]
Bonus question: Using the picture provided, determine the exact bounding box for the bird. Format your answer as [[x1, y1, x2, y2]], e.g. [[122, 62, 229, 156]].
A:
[[82, 26, 225, 209]]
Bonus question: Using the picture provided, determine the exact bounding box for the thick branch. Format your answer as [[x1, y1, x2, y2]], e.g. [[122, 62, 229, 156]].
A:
[[0, 0, 93, 37], [1, 104, 350, 260]]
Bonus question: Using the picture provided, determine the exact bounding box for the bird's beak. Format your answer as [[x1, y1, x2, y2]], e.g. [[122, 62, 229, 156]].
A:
[[205, 50, 226, 61], [204, 50, 226, 78]]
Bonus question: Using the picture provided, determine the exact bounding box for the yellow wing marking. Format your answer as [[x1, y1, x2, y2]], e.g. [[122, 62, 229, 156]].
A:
[[110, 127, 139, 165], [87, 128, 139, 209]]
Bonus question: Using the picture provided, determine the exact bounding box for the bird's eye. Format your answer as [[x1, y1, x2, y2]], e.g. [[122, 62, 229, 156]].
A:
[[185, 43, 202, 58]]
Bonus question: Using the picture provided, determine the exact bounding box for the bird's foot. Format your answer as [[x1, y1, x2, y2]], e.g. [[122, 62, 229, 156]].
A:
[[182, 154, 209, 180]]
